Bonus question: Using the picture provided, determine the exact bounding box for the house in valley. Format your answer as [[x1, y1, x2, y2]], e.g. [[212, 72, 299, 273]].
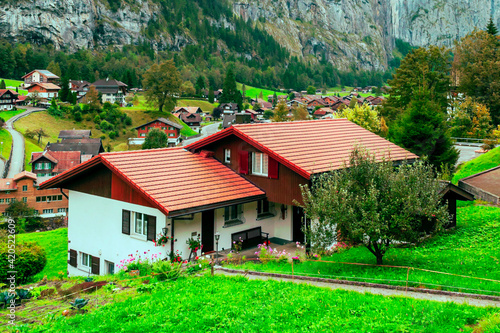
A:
[[173, 107, 203, 115], [0, 89, 19, 110], [180, 113, 202, 132], [26, 83, 61, 100], [30, 150, 82, 179], [45, 138, 104, 158], [0, 171, 68, 218], [91, 79, 128, 106], [41, 119, 432, 276], [58, 130, 92, 140], [219, 103, 239, 114], [21, 70, 59, 87], [133, 118, 184, 147], [70, 80, 91, 98]]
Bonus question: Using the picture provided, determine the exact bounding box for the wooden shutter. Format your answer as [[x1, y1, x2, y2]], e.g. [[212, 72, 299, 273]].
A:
[[147, 215, 156, 242], [239, 151, 249, 174], [122, 210, 131, 235], [91, 256, 100, 275], [69, 249, 77, 267], [268, 157, 279, 179]]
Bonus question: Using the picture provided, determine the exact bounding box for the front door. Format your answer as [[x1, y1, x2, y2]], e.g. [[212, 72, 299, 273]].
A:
[[292, 206, 305, 243], [201, 210, 215, 252]]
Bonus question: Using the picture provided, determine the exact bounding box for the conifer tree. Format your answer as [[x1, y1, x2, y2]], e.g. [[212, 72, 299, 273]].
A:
[[486, 17, 499, 35]]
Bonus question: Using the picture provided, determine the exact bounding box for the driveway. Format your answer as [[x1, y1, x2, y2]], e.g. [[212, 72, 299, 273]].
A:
[[3, 107, 45, 178], [183, 122, 221, 146]]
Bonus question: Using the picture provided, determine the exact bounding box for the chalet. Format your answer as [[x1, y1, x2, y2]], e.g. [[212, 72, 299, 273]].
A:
[[173, 107, 203, 115], [222, 113, 252, 129], [242, 109, 259, 120], [219, 103, 239, 114], [46, 138, 104, 158], [0, 171, 68, 218], [306, 98, 327, 112], [134, 118, 183, 147], [331, 100, 348, 111], [70, 80, 91, 97], [323, 96, 339, 106], [0, 89, 19, 110], [26, 83, 61, 100], [41, 119, 427, 276], [313, 108, 334, 118], [30, 151, 82, 179], [180, 113, 202, 132], [91, 79, 128, 106], [213, 90, 222, 101], [22, 70, 59, 86], [369, 96, 385, 106], [458, 166, 500, 205], [59, 130, 92, 140], [16, 95, 27, 107]]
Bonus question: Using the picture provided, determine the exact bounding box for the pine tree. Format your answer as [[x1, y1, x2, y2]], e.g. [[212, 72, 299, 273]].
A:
[[58, 76, 71, 102], [486, 17, 499, 36], [208, 89, 215, 104], [220, 68, 242, 108], [0, 80, 5, 89]]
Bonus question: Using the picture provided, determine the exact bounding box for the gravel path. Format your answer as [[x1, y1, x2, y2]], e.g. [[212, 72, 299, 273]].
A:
[[217, 270, 500, 308]]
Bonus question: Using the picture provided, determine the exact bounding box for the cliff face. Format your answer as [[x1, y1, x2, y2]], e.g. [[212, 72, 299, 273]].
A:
[[0, 0, 498, 70]]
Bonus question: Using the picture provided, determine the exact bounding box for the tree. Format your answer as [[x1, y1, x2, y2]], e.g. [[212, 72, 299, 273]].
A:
[[263, 110, 274, 120], [348, 97, 358, 108], [382, 46, 451, 123], [0, 80, 5, 89], [25, 128, 48, 144], [5, 201, 42, 233], [300, 147, 449, 265], [86, 85, 101, 112], [208, 89, 215, 104], [389, 88, 459, 171], [292, 105, 309, 121], [195, 75, 206, 97], [453, 30, 500, 125], [272, 100, 289, 122], [334, 103, 381, 133], [142, 128, 169, 149], [448, 97, 493, 138], [58, 76, 71, 102], [306, 86, 316, 95], [242, 84, 246, 100], [272, 92, 278, 107], [143, 59, 182, 112], [252, 103, 261, 111], [181, 80, 196, 96], [46, 60, 62, 77], [486, 17, 498, 35], [220, 68, 242, 108], [212, 107, 222, 120]]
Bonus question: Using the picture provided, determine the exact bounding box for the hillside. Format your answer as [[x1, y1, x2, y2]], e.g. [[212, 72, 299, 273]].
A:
[[453, 146, 500, 183]]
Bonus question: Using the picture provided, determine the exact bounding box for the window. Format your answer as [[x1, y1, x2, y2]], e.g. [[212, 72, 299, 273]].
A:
[[134, 212, 148, 236], [224, 205, 243, 227], [257, 199, 275, 219], [43, 209, 53, 214], [22, 185, 28, 192], [81, 253, 91, 268], [224, 149, 231, 164], [252, 152, 268, 176], [44, 162, 51, 169], [169, 126, 174, 130], [22, 197, 27, 203], [5, 198, 10, 204], [35, 163, 43, 170], [169, 133, 175, 137], [58, 208, 66, 213], [106, 261, 115, 275]]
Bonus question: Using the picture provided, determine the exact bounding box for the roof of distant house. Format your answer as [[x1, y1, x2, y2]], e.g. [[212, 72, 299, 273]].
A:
[[31, 151, 82, 173], [180, 113, 202, 124], [26, 83, 61, 90], [59, 130, 92, 139], [187, 119, 418, 179], [173, 107, 202, 114], [135, 118, 183, 130], [459, 166, 500, 197], [39, 148, 266, 216], [22, 69, 59, 79], [0, 171, 37, 191], [313, 108, 334, 116], [46, 138, 104, 156], [91, 79, 128, 94], [0, 89, 18, 98]]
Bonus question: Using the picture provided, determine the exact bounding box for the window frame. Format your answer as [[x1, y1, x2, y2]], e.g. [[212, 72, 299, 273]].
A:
[[224, 149, 231, 164], [22, 185, 28, 192], [223, 204, 244, 227], [251, 152, 268, 176], [257, 199, 275, 220], [133, 212, 148, 237], [81, 253, 91, 268]]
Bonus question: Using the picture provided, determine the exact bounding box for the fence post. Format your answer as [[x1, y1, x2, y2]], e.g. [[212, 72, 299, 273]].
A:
[[211, 255, 214, 277], [406, 267, 410, 293]]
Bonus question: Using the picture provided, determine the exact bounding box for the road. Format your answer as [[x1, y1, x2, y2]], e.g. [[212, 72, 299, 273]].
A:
[[3, 107, 45, 178], [455, 144, 483, 165], [182, 122, 221, 146]]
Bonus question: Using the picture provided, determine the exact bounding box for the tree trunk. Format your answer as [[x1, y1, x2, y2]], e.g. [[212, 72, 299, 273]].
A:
[[376, 253, 383, 265]]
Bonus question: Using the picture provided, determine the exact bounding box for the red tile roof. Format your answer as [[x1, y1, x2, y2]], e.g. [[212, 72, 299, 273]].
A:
[[0, 89, 18, 98], [39, 148, 265, 216], [186, 119, 418, 179], [31, 151, 81, 173]]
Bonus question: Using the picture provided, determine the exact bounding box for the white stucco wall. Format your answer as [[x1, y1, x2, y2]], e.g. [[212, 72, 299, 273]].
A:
[[169, 214, 202, 259], [67, 190, 168, 276]]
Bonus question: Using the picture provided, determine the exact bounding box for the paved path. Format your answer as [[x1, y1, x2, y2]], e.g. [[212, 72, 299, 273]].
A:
[[217, 270, 500, 308], [3, 107, 45, 178], [183, 122, 221, 146], [455, 144, 482, 165]]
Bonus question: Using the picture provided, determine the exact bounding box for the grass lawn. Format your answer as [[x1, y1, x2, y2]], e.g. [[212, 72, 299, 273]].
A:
[[0, 128, 13, 161], [17, 275, 500, 332], [24, 138, 45, 171], [177, 99, 218, 112], [453, 146, 500, 183], [0, 109, 25, 121], [0, 78, 23, 88], [229, 204, 500, 296], [238, 83, 287, 99], [17, 228, 68, 281]]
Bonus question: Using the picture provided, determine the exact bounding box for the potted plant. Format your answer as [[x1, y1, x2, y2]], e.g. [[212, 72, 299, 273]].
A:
[[186, 236, 201, 261], [154, 233, 171, 247]]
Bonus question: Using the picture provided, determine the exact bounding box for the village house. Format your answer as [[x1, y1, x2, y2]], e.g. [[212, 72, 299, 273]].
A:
[[41, 119, 435, 276], [21, 69, 59, 87], [173, 107, 203, 115], [70, 80, 91, 98], [0, 89, 19, 110], [30, 150, 82, 180], [180, 113, 202, 132], [91, 79, 128, 106], [0, 171, 68, 218], [26, 83, 61, 100], [313, 107, 334, 118], [133, 118, 183, 147], [58, 130, 92, 140], [458, 166, 500, 205], [219, 103, 239, 114], [45, 136, 104, 160]]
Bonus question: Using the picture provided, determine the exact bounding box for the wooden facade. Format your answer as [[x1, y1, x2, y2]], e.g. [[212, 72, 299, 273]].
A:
[[199, 135, 309, 206]]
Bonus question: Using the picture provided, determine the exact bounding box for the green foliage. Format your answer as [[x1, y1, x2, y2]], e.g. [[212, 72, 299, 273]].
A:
[[306, 85, 316, 94], [208, 89, 214, 104], [0, 79, 5, 89], [300, 147, 449, 265], [272, 100, 289, 122], [212, 107, 222, 120], [152, 261, 183, 281], [486, 17, 499, 35], [70, 298, 89, 310], [452, 146, 500, 183], [73, 111, 82, 122], [263, 110, 274, 120], [4, 201, 42, 233], [389, 89, 458, 171], [0, 236, 46, 285], [20, 275, 498, 332], [448, 97, 493, 138], [142, 128, 169, 149], [58, 77, 71, 103], [143, 59, 182, 112], [220, 68, 242, 108], [334, 103, 381, 133], [382, 46, 451, 122]]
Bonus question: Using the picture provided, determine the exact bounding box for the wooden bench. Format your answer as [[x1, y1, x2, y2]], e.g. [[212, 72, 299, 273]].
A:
[[231, 227, 269, 250]]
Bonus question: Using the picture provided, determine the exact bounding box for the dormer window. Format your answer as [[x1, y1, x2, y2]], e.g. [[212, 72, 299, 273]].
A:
[[251, 152, 268, 176]]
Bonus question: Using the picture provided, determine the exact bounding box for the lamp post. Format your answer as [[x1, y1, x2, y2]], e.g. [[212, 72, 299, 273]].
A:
[[214, 232, 220, 265]]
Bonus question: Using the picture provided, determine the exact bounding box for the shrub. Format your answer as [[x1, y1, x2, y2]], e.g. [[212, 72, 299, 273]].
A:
[[94, 115, 101, 124], [74, 111, 83, 122], [124, 116, 132, 126], [100, 135, 106, 140], [108, 131, 118, 139], [100, 120, 111, 131], [152, 261, 183, 281], [0, 239, 46, 285]]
